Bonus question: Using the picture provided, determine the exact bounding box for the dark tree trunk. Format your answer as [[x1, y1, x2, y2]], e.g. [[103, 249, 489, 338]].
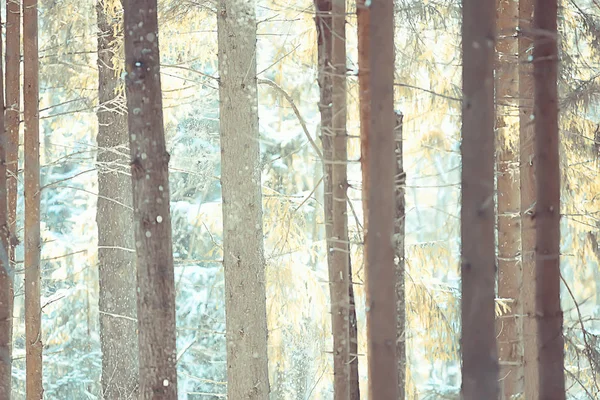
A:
[[4, 6, 21, 394], [364, 0, 398, 398], [123, 0, 178, 397], [533, 0, 565, 397], [330, 0, 351, 398], [460, 0, 499, 398]]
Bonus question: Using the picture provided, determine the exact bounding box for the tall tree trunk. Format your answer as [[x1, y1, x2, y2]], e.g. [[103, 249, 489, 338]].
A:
[[96, 1, 138, 398], [495, 0, 522, 398], [330, 1, 350, 398], [533, 0, 565, 397], [23, 0, 43, 398], [364, 0, 398, 398], [0, 10, 11, 399], [6, 0, 19, 267], [123, 1, 178, 397], [315, 5, 358, 398], [216, 1, 270, 398], [356, 3, 372, 398], [394, 112, 406, 400], [460, 0, 499, 398], [4, 6, 20, 395], [518, 0, 538, 396]]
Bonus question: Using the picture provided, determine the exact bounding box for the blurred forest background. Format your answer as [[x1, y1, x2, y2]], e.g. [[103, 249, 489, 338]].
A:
[[1, 0, 599, 398]]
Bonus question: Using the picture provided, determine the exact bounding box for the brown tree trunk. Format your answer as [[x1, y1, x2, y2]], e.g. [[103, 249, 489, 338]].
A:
[[0, 9, 11, 399], [96, 1, 138, 398], [460, 0, 499, 398], [533, 0, 565, 397], [330, 0, 350, 398], [23, 0, 43, 398], [6, 0, 20, 264], [356, 3, 371, 396], [4, 7, 20, 394], [316, 5, 358, 398], [216, 1, 270, 398], [518, 0, 538, 396], [394, 112, 406, 400], [357, 0, 370, 232], [123, 1, 178, 397], [495, 0, 522, 398], [364, 0, 398, 398]]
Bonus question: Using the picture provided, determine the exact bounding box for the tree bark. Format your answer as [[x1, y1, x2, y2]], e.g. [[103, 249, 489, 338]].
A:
[[330, 1, 350, 398], [394, 113, 406, 400], [0, 9, 12, 399], [460, 0, 499, 398], [23, 0, 43, 398], [533, 0, 565, 397], [96, 1, 138, 398], [123, 0, 178, 397], [356, 4, 372, 397], [4, 7, 20, 394], [364, 0, 398, 398], [495, 0, 522, 398], [217, 1, 270, 398], [315, 5, 359, 398], [518, 0, 538, 396], [6, 1, 20, 263]]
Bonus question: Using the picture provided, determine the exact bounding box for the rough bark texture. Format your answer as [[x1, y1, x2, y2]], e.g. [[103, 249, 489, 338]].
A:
[[365, 0, 398, 398], [96, 1, 138, 398], [6, 1, 20, 259], [460, 0, 499, 398], [23, 0, 43, 398], [315, 6, 358, 398], [5, 7, 20, 392], [533, 1, 565, 397], [123, 1, 178, 397], [394, 113, 406, 400], [216, 1, 270, 398], [518, 0, 538, 396], [495, 0, 522, 397], [0, 10, 11, 399], [314, 0, 333, 274], [330, 1, 350, 398]]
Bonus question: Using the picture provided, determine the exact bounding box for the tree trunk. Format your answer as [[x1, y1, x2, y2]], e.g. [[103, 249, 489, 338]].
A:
[[123, 1, 178, 397], [495, 0, 522, 398], [96, 1, 138, 398], [356, 4, 371, 397], [460, 0, 499, 398], [394, 112, 406, 400], [518, 0, 538, 396], [364, 0, 398, 398], [4, 7, 20, 394], [315, 5, 358, 398], [533, 0, 565, 397], [0, 9, 11, 398], [23, 0, 43, 398], [216, 1, 270, 398], [330, 1, 350, 398], [6, 0, 19, 262]]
